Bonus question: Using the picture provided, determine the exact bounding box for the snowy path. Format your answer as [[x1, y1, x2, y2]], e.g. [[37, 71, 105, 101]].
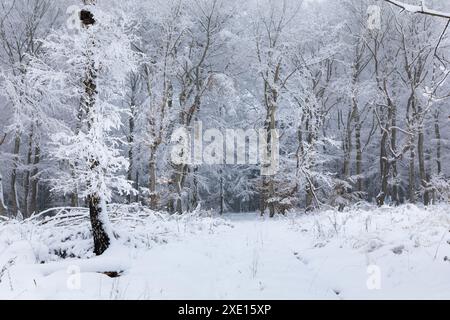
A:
[[128, 214, 338, 299], [123, 212, 450, 300], [2, 207, 450, 299]]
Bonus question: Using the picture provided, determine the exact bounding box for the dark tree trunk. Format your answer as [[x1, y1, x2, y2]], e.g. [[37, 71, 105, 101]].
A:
[[417, 128, 429, 205], [0, 174, 5, 216], [23, 127, 34, 218], [0, 134, 7, 215], [88, 194, 110, 255], [29, 144, 40, 215], [408, 144, 415, 202], [434, 110, 441, 175], [10, 132, 21, 216], [148, 147, 157, 209], [127, 104, 135, 204], [81, 1, 110, 255], [219, 167, 224, 215], [355, 117, 363, 192], [390, 105, 399, 205], [377, 129, 389, 206], [135, 170, 140, 203]]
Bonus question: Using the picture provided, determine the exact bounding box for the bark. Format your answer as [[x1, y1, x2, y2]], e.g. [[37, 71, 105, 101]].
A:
[[219, 168, 224, 215], [134, 171, 140, 203], [408, 142, 416, 202], [173, 164, 188, 213], [417, 125, 429, 205], [127, 104, 135, 204], [191, 166, 199, 211], [81, 1, 110, 255], [354, 113, 363, 192], [23, 127, 34, 218], [171, 95, 201, 213], [304, 116, 314, 210], [0, 132, 6, 214], [390, 104, 399, 205], [377, 120, 390, 206], [29, 144, 40, 215], [342, 110, 352, 178], [10, 132, 21, 216], [260, 61, 280, 217], [0, 173, 6, 216], [434, 110, 441, 175], [148, 147, 158, 209], [88, 194, 110, 255], [265, 100, 277, 217], [71, 100, 85, 206]]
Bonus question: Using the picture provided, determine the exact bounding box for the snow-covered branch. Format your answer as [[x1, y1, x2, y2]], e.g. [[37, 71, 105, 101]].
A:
[[383, 0, 450, 19], [0, 133, 6, 145]]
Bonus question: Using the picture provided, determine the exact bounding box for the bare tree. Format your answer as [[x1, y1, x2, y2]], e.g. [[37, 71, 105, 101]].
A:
[[0, 0, 55, 217], [168, 0, 227, 213]]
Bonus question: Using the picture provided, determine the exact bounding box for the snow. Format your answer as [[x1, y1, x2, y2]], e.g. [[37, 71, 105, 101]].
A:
[[1, 204, 450, 299], [389, 0, 421, 13], [386, 0, 450, 19]]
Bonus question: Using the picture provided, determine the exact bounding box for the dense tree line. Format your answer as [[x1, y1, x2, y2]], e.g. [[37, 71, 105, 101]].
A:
[[0, 0, 449, 223]]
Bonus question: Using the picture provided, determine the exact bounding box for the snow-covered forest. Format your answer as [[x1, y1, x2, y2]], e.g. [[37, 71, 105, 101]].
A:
[[0, 0, 450, 300]]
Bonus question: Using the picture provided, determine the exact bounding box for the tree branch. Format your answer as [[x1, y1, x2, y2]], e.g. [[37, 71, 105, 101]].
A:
[[0, 133, 6, 146], [383, 0, 450, 19]]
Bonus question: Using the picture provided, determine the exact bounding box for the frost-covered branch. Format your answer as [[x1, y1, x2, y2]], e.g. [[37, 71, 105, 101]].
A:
[[0, 133, 6, 145], [383, 0, 450, 19]]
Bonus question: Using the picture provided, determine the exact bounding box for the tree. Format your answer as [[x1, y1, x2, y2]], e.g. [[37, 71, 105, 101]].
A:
[[0, 0, 57, 217], [0, 133, 6, 215], [31, 0, 139, 254]]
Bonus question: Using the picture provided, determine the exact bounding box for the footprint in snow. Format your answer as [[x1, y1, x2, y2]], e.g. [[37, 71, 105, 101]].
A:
[[293, 252, 308, 265], [391, 245, 405, 255]]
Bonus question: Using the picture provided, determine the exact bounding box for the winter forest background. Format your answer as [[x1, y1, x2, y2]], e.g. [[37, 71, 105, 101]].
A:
[[1, 0, 450, 300], [0, 0, 449, 219]]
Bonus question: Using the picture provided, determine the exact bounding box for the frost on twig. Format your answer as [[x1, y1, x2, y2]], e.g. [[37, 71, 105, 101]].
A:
[[384, 0, 450, 19]]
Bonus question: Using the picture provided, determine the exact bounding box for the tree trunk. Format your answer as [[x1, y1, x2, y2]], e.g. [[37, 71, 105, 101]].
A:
[[81, 1, 110, 255], [23, 127, 34, 218], [408, 143, 415, 202], [343, 110, 352, 178], [377, 129, 389, 206], [29, 144, 40, 215], [219, 167, 224, 215], [0, 173, 6, 216], [135, 170, 140, 203], [191, 166, 199, 211], [354, 115, 363, 192], [417, 127, 429, 205], [262, 76, 278, 217], [10, 132, 21, 216], [390, 105, 399, 205], [259, 181, 266, 216], [88, 194, 110, 255], [434, 110, 441, 175], [148, 147, 158, 209], [0, 134, 6, 215], [171, 163, 188, 214], [127, 104, 135, 204]]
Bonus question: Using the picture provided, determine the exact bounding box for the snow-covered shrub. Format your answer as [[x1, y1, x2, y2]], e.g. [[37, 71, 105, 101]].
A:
[[288, 203, 450, 255], [0, 205, 230, 263]]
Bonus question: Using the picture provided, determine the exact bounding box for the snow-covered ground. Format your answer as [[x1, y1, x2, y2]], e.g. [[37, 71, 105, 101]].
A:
[[1, 204, 450, 299]]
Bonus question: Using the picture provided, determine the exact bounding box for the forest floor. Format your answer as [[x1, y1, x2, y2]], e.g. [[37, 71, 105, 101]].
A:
[[0, 204, 450, 299]]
